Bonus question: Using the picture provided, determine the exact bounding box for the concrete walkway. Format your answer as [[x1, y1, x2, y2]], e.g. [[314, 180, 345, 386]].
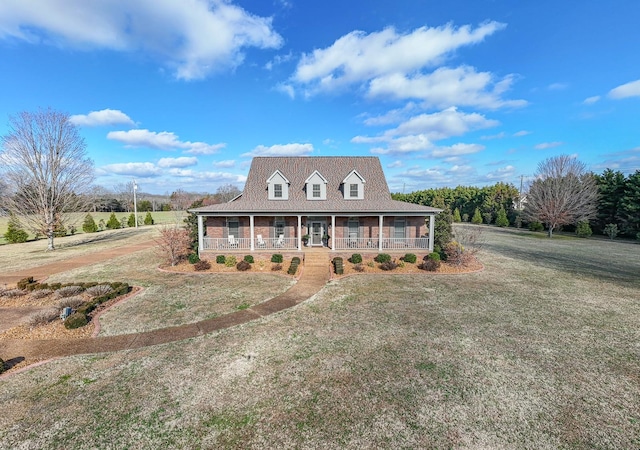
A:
[[0, 250, 330, 369]]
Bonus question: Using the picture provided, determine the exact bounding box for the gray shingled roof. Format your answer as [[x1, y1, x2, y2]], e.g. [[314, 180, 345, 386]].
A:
[[192, 156, 441, 215]]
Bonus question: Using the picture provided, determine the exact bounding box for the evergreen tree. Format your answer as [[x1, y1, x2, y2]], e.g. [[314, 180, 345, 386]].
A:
[[144, 212, 154, 225], [433, 208, 453, 252], [471, 208, 483, 224], [575, 221, 592, 238], [594, 169, 626, 234], [619, 170, 640, 237], [82, 214, 98, 233], [128, 213, 136, 227], [4, 214, 29, 243], [106, 212, 120, 229], [183, 199, 204, 251], [452, 208, 462, 222], [495, 206, 509, 227]]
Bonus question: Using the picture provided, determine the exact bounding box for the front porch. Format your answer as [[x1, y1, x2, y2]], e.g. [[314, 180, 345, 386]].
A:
[[197, 213, 436, 253]]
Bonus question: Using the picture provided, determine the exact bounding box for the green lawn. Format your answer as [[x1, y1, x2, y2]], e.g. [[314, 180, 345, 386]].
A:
[[1, 225, 639, 448]]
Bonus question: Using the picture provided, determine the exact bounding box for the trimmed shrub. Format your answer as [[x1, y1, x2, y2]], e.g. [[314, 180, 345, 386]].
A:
[[403, 253, 417, 264], [188, 252, 200, 264], [452, 208, 462, 223], [353, 263, 365, 272], [144, 212, 154, 225], [127, 213, 137, 228], [85, 285, 113, 297], [28, 308, 59, 327], [575, 221, 592, 238], [106, 213, 120, 230], [462, 213, 469, 223], [82, 214, 98, 233], [244, 255, 254, 263], [425, 252, 441, 261], [333, 257, 344, 275], [418, 259, 441, 271], [64, 312, 88, 329], [349, 254, 362, 264], [528, 221, 544, 232], [194, 260, 211, 271], [216, 255, 226, 264], [224, 255, 237, 267], [271, 263, 282, 271], [17, 277, 35, 289], [380, 260, 398, 271], [271, 254, 283, 263], [374, 253, 391, 263], [237, 260, 251, 271], [287, 257, 301, 275]]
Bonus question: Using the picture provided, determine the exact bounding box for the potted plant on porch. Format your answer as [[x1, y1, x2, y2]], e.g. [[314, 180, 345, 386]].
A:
[[302, 234, 310, 246], [322, 233, 330, 246]]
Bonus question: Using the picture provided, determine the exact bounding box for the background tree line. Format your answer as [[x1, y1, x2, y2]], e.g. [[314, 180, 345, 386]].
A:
[[393, 168, 640, 239]]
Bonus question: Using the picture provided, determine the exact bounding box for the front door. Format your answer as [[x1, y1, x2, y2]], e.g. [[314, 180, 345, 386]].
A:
[[310, 221, 325, 246]]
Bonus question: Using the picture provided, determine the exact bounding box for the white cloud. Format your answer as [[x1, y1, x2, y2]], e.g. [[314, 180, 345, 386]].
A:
[[69, 109, 135, 127], [484, 164, 516, 180], [355, 107, 498, 155], [481, 132, 506, 140], [242, 143, 314, 157], [213, 160, 236, 168], [387, 160, 403, 168], [431, 143, 484, 158], [101, 162, 161, 177], [0, 0, 282, 80], [608, 79, 640, 99], [513, 130, 531, 137], [548, 82, 568, 90], [367, 66, 526, 109], [583, 96, 600, 105], [264, 51, 293, 70], [534, 141, 563, 150], [157, 157, 198, 168], [107, 129, 225, 154], [292, 22, 505, 94]]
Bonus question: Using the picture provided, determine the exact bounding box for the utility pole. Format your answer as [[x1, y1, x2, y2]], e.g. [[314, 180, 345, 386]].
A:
[[133, 179, 138, 228]]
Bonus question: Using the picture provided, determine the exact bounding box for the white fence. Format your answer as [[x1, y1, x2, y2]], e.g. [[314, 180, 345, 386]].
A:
[[332, 237, 430, 250]]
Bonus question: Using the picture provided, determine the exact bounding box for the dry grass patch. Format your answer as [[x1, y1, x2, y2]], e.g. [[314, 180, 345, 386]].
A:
[[0, 226, 638, 448]]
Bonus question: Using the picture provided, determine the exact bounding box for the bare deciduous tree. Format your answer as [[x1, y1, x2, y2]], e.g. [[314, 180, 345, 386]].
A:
[[215, 183, 242, 203], [524, 155, 598, 237], [155, 224, 192, 266], [0, 109, 94, 250], [113, 181, 135, 212]]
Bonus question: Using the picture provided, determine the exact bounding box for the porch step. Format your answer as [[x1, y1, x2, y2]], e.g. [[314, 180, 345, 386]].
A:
[[303, 252, 330, 268]]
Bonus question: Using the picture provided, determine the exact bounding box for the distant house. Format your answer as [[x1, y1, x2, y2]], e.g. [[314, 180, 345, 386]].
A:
[[190, 157, 441, 253]]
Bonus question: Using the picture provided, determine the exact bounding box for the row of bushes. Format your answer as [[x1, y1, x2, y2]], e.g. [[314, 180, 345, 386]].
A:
[[334, 252, 442, 274], [83, 212, 155, 233], [65, 282, 131, 329], [187, 253, 300, 274]]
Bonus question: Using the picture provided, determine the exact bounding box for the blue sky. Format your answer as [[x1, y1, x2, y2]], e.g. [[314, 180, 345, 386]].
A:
[[1, 0, 639, 195]]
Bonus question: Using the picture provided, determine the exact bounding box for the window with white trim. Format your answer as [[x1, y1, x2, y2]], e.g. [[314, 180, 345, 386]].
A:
[[349, 183, 358, 198], [227, 217, 239, 238], [274, 184, 283, 198], [312, 184, 321, 198], [274, 216, 285, 238]]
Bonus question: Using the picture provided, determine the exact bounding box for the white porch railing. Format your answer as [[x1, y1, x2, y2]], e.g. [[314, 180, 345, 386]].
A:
[[332, 237, 430, 250], [203, 237, 299, 251]]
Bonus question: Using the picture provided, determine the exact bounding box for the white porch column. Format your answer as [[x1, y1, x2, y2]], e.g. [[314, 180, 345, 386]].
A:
[[250, 215, 255, 251], [429, 214, 435, 251], [297, 216, 302, 251], [378, 215, 384, 251], [331, 215, 336, 250], [197, 215, 204, 254]]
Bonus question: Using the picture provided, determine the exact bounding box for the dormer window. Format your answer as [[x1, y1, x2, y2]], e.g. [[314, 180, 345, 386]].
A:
[[267, 170, 289, 200], [305, 170, 328, 200], [343, 169, 365, 200]]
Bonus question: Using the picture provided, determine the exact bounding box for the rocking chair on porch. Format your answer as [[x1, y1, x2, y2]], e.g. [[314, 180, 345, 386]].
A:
[[274, 234, 284, 248], [256, 234, 267, 248], [227, 235, 238, 248]]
